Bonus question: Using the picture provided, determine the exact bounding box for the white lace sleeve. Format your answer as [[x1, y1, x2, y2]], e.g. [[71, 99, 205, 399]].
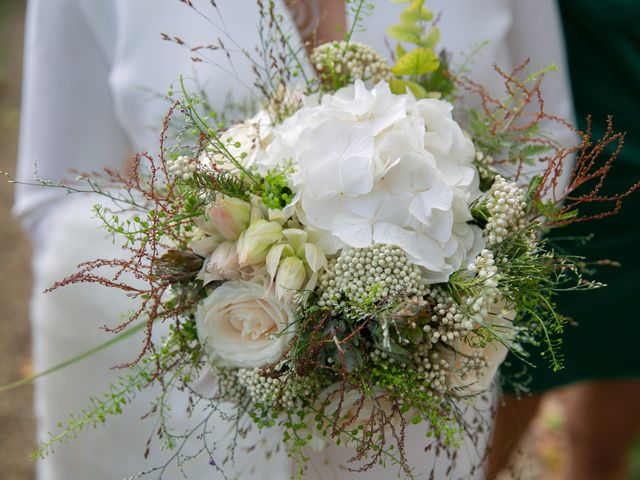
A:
[[14, 0, 130, 239]]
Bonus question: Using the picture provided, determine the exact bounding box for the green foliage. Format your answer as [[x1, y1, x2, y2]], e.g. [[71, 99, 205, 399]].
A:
[[470, 108, 553, 166], [389, 78, 428, 98], [387, 23, 423, 45], [31, 322, 205, 460], [421, 51, 455, 97], [32, 365, 154, 460], [259, 168, 294, 210], [467, 64, 559, 171], [345, 0, 375, 43], [535, 199, 579, 225], [391, 47, 439, 76], [183, 169, 250, 202], [492, 226, 574, 371], [387, 0, 450, 99], [470, 202, 490, 228], [368, 360, 462, 446], [93, 200, 200, 250], [178, 76, 260, 185]]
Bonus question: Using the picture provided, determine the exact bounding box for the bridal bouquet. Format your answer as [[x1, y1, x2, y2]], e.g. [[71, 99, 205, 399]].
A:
[[10, 0, 637, 478]]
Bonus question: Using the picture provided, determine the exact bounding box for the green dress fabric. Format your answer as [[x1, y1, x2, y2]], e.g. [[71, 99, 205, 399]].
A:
[[501, 0, 640, 392]]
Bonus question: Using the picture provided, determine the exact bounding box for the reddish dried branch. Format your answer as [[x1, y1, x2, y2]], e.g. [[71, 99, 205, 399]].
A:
[[456, 61, 638, 226]]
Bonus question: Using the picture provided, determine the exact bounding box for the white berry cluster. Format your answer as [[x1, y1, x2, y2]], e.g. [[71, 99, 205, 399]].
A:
[[421, 288, 474, 343], [311, 41, 391, 88], [466, 249, 501, 321], [214, 367, 246, 403], [484, 175, 527, 245], [317, 244, 428, 307], [411, 344, 450, 396], [366, 344, 448, 396], [236, 368, 318, 409], [474, 150, 495, 184], [454, 351, 488, 385], [167, 155, 198, 180]]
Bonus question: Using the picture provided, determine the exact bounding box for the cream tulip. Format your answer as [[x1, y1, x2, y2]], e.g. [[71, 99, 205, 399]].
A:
[[236, 219, 283, 267], [208, 197, 251, 241]]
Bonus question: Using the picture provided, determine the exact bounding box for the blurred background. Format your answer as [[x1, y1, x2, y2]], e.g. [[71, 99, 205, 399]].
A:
[[0, 1, 638, 479], [0, 0, 35, 480], [0, 0, 35, 479]]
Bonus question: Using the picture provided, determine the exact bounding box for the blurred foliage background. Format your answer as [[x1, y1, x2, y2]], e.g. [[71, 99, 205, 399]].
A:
[[0, 0, 638, 479]]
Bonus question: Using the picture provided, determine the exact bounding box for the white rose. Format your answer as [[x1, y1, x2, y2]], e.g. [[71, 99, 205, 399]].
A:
[[195, 280, 295, 368]]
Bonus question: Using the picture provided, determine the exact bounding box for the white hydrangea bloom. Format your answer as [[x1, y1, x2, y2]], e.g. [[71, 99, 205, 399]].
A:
[[256, 81, 484, 282]]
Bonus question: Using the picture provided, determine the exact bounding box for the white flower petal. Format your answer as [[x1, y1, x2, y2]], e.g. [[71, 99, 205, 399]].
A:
[[388, 225, 445, 272], [418, 209, 454, 244], [282, 228, 308, 252], [266, 243, 293, 278], [302, 243, 327, 273], [331, 212, 374, 248], [409, 183, 453, 225]]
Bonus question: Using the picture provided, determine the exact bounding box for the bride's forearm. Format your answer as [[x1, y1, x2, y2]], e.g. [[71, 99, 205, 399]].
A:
[[284, 0, 346, 51]]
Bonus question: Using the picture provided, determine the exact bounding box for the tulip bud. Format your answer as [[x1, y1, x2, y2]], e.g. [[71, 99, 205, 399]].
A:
[[282, 228, 307, 252], [237, 220, 283, 266], [250, 195, 267, 223], [208, 197, 251, 240], [206, 241, 241, 281], [274, 256, 306, 301], [188, 234, 223, 258]]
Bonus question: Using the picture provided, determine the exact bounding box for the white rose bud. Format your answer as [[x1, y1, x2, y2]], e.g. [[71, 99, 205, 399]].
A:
[[237, 219, 283, 267], [207, 197, 251, 240], [195, 280, 295, 368], [206, 241, 241, 281]]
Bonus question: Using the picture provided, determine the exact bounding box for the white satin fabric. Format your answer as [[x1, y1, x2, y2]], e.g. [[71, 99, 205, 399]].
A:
[[15, 1, 573, 479]]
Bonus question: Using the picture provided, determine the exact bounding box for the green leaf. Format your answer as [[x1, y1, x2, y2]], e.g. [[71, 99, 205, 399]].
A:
[[387, 23, 422, 44], [420, 52, 455, 98], [396, 42, 407, 59], [388, 78, 407, 95], [400, 5, 433, 23], [389, 78, 428, 98], [391, 47, 439, 76], [420, 26, 440, 49]]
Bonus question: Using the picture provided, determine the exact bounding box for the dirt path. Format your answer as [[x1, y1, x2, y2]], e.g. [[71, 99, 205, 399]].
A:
[[0, 1, 36, 479]]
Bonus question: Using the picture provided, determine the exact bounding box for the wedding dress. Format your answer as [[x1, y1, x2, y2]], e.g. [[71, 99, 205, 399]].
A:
[[14, 1, 573, 479]]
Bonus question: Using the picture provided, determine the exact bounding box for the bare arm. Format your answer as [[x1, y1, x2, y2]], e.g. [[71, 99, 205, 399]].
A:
[[284, 0, 346, 52]]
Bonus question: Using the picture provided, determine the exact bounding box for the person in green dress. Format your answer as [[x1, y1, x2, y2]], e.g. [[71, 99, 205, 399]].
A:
[[488, 1, 640, 479]]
